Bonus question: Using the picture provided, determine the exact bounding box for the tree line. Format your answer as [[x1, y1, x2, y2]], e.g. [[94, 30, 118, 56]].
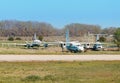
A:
[[0, 20, 117, 37]]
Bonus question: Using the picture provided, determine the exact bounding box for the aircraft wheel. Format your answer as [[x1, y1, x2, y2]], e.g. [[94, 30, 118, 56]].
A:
[[74, 50, 78, 53]]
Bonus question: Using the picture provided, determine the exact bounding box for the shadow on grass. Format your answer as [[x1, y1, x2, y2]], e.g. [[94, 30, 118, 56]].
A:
[[21, 75, 41, 82], [21, 74, 56, 82]]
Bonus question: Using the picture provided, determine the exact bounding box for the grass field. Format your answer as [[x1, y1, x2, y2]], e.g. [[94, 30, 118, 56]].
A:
[[0, 61, 120, 83], [0, 47, 120, 55]]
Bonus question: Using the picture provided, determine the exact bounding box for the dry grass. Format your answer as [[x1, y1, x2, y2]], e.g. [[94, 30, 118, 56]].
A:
[[0, 36, 95, 42], [0, 46, 119, 55], [0, 47, 70, 55], [0, 61, 120, 83]]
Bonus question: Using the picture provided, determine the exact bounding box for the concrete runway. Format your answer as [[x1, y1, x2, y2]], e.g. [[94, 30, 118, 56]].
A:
[[0, 55, 120, 62]]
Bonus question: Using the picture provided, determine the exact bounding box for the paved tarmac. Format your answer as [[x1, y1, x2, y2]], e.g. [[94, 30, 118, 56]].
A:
[[0, 55, 120, 62]]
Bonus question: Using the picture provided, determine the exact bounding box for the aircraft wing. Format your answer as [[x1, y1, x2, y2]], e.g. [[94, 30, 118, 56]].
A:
[[41, 42, 60, 47], [16, 43, 27, 46]]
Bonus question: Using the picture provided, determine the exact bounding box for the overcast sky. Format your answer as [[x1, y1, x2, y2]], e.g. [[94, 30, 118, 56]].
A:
[[0, 0, 120, 28]]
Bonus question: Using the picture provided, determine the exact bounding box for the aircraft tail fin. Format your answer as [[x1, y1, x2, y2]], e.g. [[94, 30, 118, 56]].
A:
[[66, 28, 70, 42], [33, 33, 37, 40], [96, 34, 99, 42]]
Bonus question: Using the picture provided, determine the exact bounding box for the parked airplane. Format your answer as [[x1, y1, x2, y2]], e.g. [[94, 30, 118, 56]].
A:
[[92, 34, 107, 51], [19, 33, 58, 48], [60, 29, 84, 53], [82, 33, 107, 51], [92, 42, 103, 51], [24, 33, 41, 48]]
